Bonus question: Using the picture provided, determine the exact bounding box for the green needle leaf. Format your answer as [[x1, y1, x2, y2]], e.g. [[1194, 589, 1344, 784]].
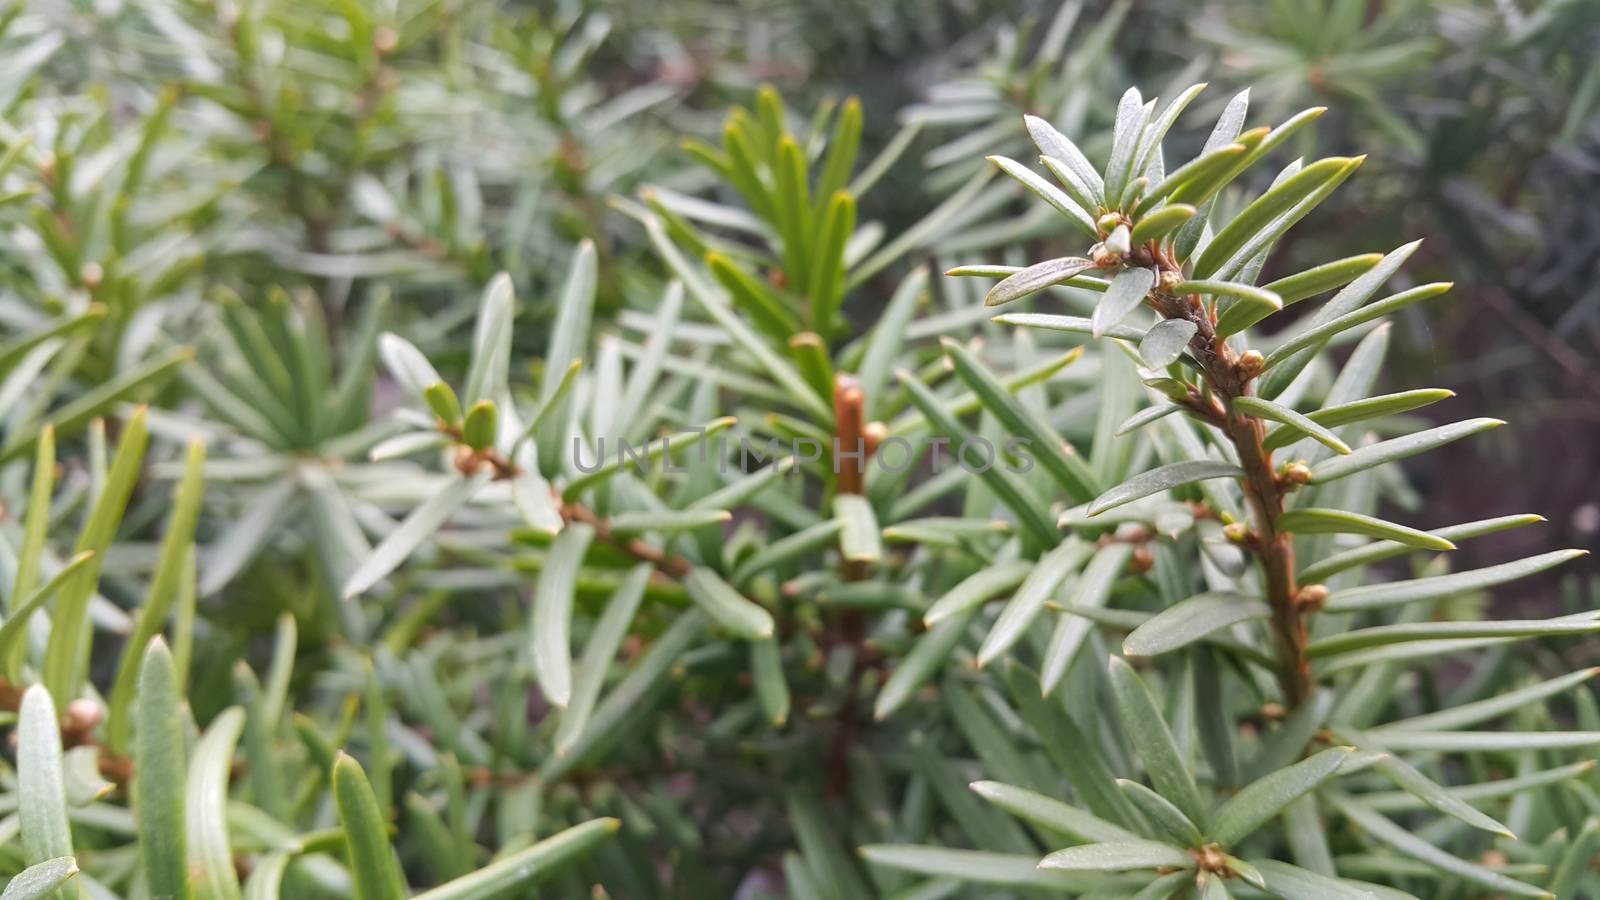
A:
[[808, 190, 857, 330], [135, 640, 189, 900], [1036, 154, 1102, 217], [1363, 731, 1600, 752], [1025, 114, 1104, 200], [1278, 508, 1454, 551], [1261, 389, 1455, 452], [815, 96, 861, 212], [708, 252, 802, 342], [874, 608, 975, 720], [1375, 668, 1600, 733], [941, 338, 1100, 501], [333, 754, 408, 900], [565, 417, 737, 496], [750, 637, 790, 726], [1331, 727, 1513, 838], [412, 819, 620, 900], [540, 248, 595, 405], [1041, 543, 1131, 692], [377, 333, 443, 403], [1129, 204, 1197, 245], [1123, 592, 1268, 658], [1248, 859, 1385, 900], [994, 312, 1146, 342], [968, 781, 1141, 843], [1262, 282, 1454, 370], [1138, 319, 1197, 368], [1257, 240, 1421, 399], [989, 155, 1097, 238], [18, 686, 73, 891], [342, 472, 489, 600], [0, 858, 80, 900], [188, 707, 246, 900], [1146, 142, 1247, 207], [1192, 157, 1356, 280], [1038, 840, 1194, 873], [647, 216, 831, 422], [1180, 281, 1284, 335], [1104, 87, 1151, 204], [533, 522, 594, 708], [977, 540, 1094, 667], [43, 406, 149, 711], [861, 844, 1111, 891], [1208, 748, 1353, 846], [608, 509, 732, 535], [896, 368, 1059, 546], [242, 853, 288, 900], [0, 348, 189, 464], [682, 567, 774, 639], [1117, 779, 1202, 845], [1093, 266, 1156, 338], [1322, 549, 1587, 612], [1261, 252, 1385, 305], [1330, 797, 1552, 897], [1108, 656, 1208, 826], [1233, 396, 1350, 455], [1087, 460, 1244, 516], [1308, 418, 1503, 484], [1298, 512, 1543, 584], [556, 565, 650, 755], [984, 256, 1097, 308], [834, 493, 882, 564], [1308, 616, 1600, 657], [108, 435, 207, 752], [0, 552, 96, 686]]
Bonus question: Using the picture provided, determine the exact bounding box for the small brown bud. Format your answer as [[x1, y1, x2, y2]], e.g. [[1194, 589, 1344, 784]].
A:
[[1115, 523, 1151, 543], [1481, 850, 1508, 870], [1235, 349, 1266, 381], [453, 445, 485, 476], [374, 25, 399, 55], [1260, 701, 1287, 721], [1281, 461, 1312, 486], [67, 698, 103, 727], [863, 421, 886, 457], [1223, 522, 1250, 544], [1090, 243, 1122, 269], [1190, 843, 1230, 875], [79, 262, 104, 290], [1295, 583, 1329, 612], [63, 698, 104, 744], [1130, 545, 1154, 573]]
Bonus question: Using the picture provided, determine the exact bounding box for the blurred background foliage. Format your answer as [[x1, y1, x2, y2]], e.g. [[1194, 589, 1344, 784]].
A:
[[2, 0, 1599, 896]]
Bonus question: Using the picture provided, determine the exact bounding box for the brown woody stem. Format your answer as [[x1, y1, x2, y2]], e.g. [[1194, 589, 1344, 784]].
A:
[[828, 373, 873, 795], [1145, 250, 1313, 707]]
